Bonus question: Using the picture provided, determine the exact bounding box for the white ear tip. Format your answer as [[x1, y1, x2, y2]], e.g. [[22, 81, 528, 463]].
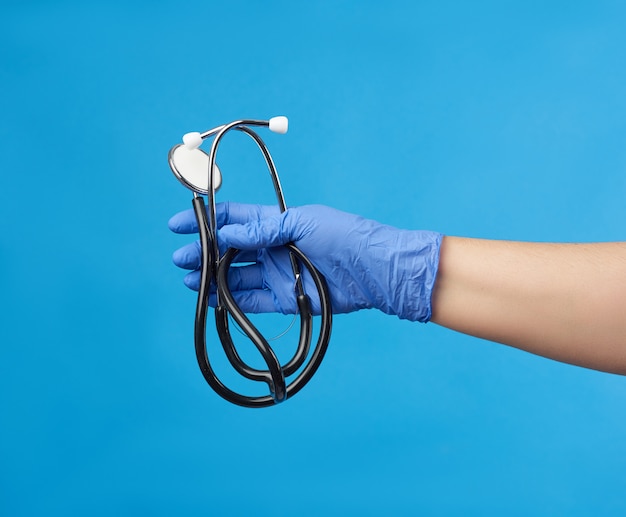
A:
[[269, 116, 288, 134], [182, 132, 203, 149]]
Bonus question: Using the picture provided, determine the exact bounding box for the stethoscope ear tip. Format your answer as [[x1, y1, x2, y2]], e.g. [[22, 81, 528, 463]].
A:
[[182, 131, 203, 149], [269, 116, 288, 134]]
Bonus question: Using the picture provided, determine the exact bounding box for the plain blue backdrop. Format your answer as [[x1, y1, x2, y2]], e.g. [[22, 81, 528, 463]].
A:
[[1, 1, 626, 515]]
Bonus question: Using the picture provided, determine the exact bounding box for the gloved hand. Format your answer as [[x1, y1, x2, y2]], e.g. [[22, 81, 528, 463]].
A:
[[168, 202, 442, 322]]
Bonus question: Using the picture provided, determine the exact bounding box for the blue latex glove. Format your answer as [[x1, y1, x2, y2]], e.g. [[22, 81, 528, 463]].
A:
[[168, 202, 443, 322]]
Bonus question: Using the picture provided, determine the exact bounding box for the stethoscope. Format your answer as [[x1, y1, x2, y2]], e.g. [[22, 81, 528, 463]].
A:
[[168, 117, 332, 408]]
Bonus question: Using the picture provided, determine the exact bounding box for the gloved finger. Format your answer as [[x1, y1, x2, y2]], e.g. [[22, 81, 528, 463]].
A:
[[183, 270, 201, 291], [218, 212, 298, 250], [169, 203, 282, 233], [173, 241, 202, 269], [180, 264, 264, 291], [216, 240, 258, 263], [216, 202, 281, 228], [207, 289, 281, 313], [168, 208, 199, 234], [182, 277, 223, 297], [174, 240, 260, 271], [183, 271, 290, 314], [228, 264, 264, 291], [227, 249, 258, 263]]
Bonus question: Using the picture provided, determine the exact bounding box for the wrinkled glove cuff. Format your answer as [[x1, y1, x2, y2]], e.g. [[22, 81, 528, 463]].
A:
[[392, 231, 443, 323]]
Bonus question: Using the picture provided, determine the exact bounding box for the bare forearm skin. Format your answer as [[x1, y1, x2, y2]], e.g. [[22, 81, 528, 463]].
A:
[[430, 237, 626, 374]]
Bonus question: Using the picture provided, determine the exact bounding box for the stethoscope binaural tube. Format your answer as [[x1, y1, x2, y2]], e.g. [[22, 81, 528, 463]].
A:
[[170, 118, 332, 408]]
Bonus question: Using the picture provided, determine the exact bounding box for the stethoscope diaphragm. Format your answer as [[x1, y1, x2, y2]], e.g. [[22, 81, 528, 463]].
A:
[[168, 144, 222, 194]]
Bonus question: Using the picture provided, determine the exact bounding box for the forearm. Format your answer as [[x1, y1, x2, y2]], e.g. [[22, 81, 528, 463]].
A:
[[430, 237, 626, 374]]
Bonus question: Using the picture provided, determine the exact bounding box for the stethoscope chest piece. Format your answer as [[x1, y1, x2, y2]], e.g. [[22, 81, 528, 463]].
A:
[[168, 117, 332, 409], [169, 144, 222, 194]]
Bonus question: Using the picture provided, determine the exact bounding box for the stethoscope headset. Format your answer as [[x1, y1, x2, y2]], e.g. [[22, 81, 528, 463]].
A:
[[168, 117, 332, 408]]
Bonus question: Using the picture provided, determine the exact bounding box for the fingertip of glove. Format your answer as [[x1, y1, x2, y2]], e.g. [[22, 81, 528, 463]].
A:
[[171, 247, 185, 266], [168, 208, 198, 234], [168, 213, 183, 232], [172, 241, 202, 269], [183, 271, 200, 291]]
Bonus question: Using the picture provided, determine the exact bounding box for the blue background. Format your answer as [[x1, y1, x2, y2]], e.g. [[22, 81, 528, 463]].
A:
[[2, 1, 626, 515]]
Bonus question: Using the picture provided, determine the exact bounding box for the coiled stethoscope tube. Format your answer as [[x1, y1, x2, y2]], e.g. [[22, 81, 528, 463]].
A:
[[168, 118, 332, 408]]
